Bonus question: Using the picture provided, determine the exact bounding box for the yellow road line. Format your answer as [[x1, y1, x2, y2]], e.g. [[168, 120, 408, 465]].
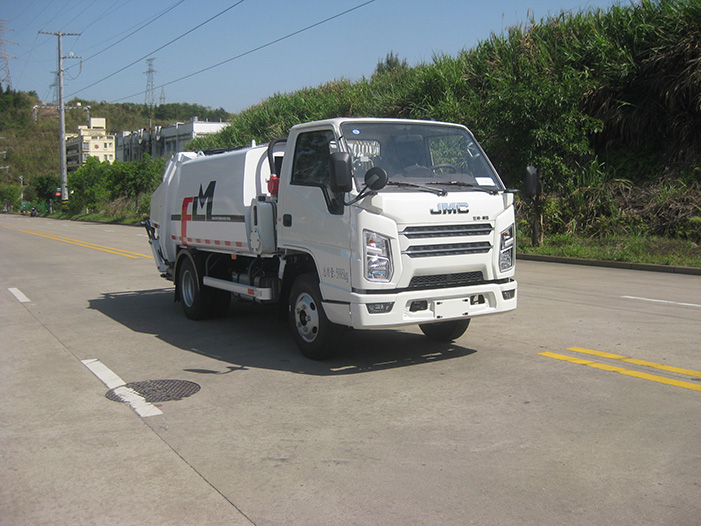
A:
[[539, 351, 701, 393], [17, 228, 150, 259], [567, 346, 701, 378]]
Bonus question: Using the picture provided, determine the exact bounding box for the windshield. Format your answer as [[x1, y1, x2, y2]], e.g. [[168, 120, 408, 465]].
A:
[[340, 122, 503, 192]]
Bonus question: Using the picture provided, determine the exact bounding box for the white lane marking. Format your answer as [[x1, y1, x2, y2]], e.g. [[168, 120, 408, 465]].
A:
[[8, 287, 31, 303], [622, 296, 701, 308], [111, 386, 164, 418], [81, 358, 125, 389], [81, 359, 163, 417]]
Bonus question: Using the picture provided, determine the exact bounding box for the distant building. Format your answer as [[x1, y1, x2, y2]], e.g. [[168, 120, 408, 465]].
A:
[[66, 117, 116, 173], [116, 117, 229, 162]]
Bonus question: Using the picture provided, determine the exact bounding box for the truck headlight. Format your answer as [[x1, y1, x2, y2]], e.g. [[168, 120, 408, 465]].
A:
[[364, 230, 393, 282], [499, 224, 515, 271]]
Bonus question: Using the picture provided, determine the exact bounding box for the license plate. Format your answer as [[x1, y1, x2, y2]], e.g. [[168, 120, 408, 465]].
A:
[[434, 297, 470, 318]]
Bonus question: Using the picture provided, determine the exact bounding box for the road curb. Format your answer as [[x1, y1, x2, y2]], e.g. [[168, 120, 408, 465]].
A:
[[517, 253, 701, 276]]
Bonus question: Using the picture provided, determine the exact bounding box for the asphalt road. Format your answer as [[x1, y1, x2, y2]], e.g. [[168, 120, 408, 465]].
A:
[[1, 214, 700, 526]]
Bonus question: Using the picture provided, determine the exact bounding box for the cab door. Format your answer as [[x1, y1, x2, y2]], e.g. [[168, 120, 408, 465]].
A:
[[277, 127, 352, 299]]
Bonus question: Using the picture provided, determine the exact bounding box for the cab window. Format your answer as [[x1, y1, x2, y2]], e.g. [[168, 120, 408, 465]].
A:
[[291, 130, 335, 186], [291, 130, 343, 214]]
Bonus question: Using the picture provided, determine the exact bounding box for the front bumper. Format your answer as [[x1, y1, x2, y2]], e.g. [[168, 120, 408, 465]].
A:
[[324, 280, 517, 329]]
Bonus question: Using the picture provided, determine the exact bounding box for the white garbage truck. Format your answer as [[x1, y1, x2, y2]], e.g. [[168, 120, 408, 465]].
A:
[[144, 118, 536, 359]]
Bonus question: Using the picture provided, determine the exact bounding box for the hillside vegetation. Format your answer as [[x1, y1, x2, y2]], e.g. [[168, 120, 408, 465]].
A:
[[0, 88, 230, 210], [191, 0, 700, 247]]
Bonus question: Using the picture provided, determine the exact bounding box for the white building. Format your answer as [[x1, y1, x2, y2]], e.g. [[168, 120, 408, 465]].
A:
[[65, 117, 115, 173], [116, 117, 229, 162]]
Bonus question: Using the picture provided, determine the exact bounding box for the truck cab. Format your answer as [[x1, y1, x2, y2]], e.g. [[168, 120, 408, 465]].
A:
[[276, 119, 517, 357]]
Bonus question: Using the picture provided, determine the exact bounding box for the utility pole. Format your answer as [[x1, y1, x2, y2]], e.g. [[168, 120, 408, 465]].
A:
[[0, 20, 16, 91], [0, 137, 7, 190], [40, 31, 80, 203]]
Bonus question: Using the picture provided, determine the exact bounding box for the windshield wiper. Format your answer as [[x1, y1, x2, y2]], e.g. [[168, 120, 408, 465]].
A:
[[426, 181, 500, 195], [386, 180, 447, 196]]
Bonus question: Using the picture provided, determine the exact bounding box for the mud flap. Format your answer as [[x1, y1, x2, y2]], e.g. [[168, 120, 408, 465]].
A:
[[142, 220, 169, 274]]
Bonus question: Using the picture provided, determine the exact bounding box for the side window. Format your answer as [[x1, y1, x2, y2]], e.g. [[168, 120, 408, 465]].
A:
[[291, 130, 335, 186], [291, 130, 343, 215]]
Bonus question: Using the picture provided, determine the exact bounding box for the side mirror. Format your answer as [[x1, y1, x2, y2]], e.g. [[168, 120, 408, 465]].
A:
[[523, 165, 538, 199], [329, 152, 353, 193], [364, 167, 388, 191]]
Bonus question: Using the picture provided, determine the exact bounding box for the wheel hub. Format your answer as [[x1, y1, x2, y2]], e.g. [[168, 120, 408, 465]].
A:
[[181, 269, 195, 307], [295, 293, 319, 343]]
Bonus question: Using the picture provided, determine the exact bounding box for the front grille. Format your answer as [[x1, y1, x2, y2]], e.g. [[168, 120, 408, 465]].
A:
[[401, 223, 492, 238], [403, 241, 492, 258], [409, 271, 485, 290]]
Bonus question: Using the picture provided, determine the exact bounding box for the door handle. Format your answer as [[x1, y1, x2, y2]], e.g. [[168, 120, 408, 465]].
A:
[[283, 214, 292, 227]]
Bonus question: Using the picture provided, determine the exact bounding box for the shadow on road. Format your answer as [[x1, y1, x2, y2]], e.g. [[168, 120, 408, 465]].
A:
[[88, 288, 477, 376]]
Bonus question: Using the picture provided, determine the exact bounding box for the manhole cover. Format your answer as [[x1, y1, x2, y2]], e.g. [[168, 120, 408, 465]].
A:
[[106, 380, 200, 403]]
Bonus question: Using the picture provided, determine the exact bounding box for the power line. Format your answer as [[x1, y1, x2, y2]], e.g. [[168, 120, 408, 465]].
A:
[[8, 0, 41, 35], [10, 0, 182, 100], [66, 0, 131, 57], [14, 30, 40, 88], [76, 0, 134, 36], [38, 0, 76, 34], [12, 0, 142, 62], [66, 0, 245, 99], [111, 0, 376, 104], [67, 0, 184, 66], [62, 0, 98, 34]]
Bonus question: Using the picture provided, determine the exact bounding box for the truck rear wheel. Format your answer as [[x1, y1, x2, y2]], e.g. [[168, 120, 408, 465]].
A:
[[178, 257, 211, 320], [289, 273, 338, 360], [419, 319, 470, 342]]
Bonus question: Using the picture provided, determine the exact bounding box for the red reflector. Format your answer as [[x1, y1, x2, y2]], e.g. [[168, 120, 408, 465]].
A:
[[268, 175, 279, 195]]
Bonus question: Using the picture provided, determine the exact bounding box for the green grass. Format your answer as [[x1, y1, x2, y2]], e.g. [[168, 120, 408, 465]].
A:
[[48, 210, 145, 225], [517, 233, 701, 268]]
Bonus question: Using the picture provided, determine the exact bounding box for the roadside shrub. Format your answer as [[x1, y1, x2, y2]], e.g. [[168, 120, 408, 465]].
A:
[[65, 156, 165, 219], [0, 183, 21, 211], [67, 157, 110, 214], [517, 177, 701, 243]]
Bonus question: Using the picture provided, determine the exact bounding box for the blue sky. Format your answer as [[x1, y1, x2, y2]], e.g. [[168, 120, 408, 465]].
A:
[[3, 0, 622, 115]]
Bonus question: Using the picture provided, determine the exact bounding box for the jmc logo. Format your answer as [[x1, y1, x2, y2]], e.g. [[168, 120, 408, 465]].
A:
[[430, 202, 469, 215]]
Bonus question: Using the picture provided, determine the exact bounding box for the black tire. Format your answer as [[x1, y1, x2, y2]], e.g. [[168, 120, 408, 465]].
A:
[[288, 273, 338, 360], [178, 256, 211, 320], [419, 319, 470, 342]]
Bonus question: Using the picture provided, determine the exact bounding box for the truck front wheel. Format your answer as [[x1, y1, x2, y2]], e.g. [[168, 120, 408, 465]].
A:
[[289, 273, 338, 360], [419, 319, 470, 342]]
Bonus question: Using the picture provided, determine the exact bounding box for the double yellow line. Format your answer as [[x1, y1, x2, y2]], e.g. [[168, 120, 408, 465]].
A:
[[540, 347, 701, 392], [14, 228, 151, 259]]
